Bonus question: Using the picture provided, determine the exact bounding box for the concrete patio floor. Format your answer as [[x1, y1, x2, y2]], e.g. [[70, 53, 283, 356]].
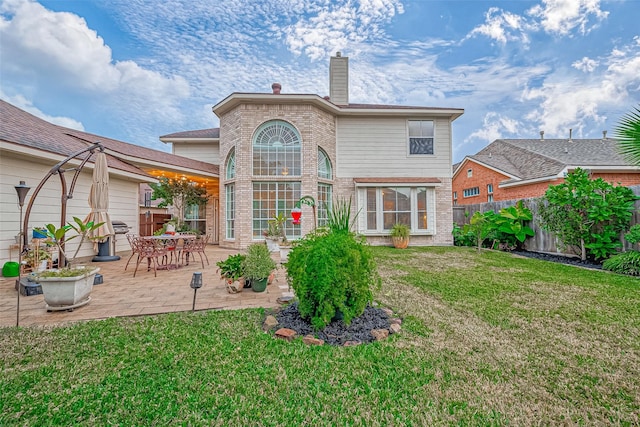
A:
[[0, 245, 293, 328]]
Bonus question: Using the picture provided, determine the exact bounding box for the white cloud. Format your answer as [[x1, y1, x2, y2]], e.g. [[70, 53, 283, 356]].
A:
[[527, 0, 608, 36], [572, 57, 599, 72], [466, 112, 522, 142], [522, 40, 640, 136], [283, 0, 403, 60], [466, 7, 531, 45], [0, 0, 190, 117], [0, 91, 85, 130]]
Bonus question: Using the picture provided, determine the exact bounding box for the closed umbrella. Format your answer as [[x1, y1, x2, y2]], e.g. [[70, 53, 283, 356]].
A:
[[85, 151, 116, 259]]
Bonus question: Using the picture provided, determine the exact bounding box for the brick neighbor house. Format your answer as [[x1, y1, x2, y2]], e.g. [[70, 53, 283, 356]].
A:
[[452, 135, 640, 205]]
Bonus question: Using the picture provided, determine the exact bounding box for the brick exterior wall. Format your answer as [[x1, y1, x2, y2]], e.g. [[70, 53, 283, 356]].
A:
[[453, 160, 640, 205], [218, 102, 337, 249]]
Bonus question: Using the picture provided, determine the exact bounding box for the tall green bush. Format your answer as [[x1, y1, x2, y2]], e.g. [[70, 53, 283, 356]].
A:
[[286, 198, 380, 329], [286, 230, 379, 329], [538, 168, 637, 261]]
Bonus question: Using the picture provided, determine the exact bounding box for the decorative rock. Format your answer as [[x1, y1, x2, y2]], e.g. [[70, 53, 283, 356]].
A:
[[389, 324, 402, 334], [371, 329, 389, 341], [343, 340, 362, 347], [275, 328, 297, 341], [381, 307, 394, 317], [303, 335, 325, 346], [263, 315, 279, 331], [389, 317, 402, 325]]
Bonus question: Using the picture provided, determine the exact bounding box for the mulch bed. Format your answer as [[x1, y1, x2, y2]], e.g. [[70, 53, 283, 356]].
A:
[[512, 250, 602, 270]]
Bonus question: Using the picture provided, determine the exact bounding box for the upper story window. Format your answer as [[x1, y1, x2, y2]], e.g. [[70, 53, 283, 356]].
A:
[[467, 169, 473, 178], [252, 120, 301, 176], [226, 148, 236, 180], [487, 183, 493, 194], [408, 120, 434, 155], [318, 148, 332, 180]]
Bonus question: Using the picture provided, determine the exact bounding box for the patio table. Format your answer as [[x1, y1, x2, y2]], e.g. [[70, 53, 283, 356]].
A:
[[141, 234, 196, 270]]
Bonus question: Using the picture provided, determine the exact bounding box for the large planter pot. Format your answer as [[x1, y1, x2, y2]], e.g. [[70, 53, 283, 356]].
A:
[[37, 267, 99, 311], [392, 236, 409, 249], [251, 277, 268, 292], [265, 237, 281, 253], [279, 246, 292, 263]]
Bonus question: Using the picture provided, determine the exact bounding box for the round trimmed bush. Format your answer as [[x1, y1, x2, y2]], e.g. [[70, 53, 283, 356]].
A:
[[286, 230, 380, 330]]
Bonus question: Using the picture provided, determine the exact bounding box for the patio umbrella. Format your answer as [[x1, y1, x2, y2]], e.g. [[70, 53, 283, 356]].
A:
[[85, 151, 115, 245]]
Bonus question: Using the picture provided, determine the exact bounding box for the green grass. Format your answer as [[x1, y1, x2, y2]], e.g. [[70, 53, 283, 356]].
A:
[[1, 247, 639, 426]]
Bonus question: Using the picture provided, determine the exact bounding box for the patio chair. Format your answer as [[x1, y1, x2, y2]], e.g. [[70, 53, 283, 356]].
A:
[[182, 234, 209, 268], [133, 238, 167, 277], [124, 234, 140, 271]]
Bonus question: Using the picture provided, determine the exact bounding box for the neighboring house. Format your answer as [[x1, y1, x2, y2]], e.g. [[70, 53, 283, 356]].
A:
[[452, 136, 640, 205], [160, 52, 464, 249], [0, 100, 218, 266]]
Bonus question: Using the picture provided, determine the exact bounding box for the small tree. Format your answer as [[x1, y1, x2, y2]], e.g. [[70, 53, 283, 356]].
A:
[[538, 168, 637, 261], [149, 177, 209, 230]]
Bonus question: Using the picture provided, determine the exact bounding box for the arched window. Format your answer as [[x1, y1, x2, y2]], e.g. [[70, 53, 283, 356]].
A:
[[252, 120, 301, 176], [317, 148, 332, 179], [226, 147, 236, 180]]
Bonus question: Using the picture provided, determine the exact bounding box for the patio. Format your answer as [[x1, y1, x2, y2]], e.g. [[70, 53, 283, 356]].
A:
[[0, 245, 293, 328]]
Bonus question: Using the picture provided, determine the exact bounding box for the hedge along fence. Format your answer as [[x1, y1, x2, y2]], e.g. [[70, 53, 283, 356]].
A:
[[453, 185, 640, 255]]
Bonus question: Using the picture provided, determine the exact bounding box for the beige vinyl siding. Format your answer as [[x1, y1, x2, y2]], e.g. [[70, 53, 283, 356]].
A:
[[0, 151, 140, 265], [335, 117, 452, 178], [173, 142, 220, 165]]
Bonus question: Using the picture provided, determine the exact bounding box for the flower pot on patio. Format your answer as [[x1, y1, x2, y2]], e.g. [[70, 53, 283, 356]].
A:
[[37, 267, 100, 311]]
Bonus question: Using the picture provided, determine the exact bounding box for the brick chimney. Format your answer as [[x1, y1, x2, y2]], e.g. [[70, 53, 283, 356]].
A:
[[329, 52, 349, 105], [271, 83, 281, 94]]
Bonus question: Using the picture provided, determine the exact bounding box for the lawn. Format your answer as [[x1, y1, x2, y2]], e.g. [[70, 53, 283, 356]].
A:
[[1, 247, 638, 426]]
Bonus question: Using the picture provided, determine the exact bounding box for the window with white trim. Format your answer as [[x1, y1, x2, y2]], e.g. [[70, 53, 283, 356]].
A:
[[252, 182, 301, 240], [463, 187, 480, 198], [225, 183, 235, 239], [318, 148, 332, 179], [226, 148, 236, 179], [467, 168, 472, 178], [487, 183, 493, 194], [408, 120, 434, 155], [252, 120, 301, 176], [487, 194, 494, 202], [361, 186, 436, 234], [317, 183, 332, 227]]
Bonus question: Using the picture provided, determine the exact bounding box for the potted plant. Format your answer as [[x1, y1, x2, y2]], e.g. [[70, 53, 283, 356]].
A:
[[263, 215, 284, 252], [242, 243, 277, 292], [390, 223, 410, 249], [35, 217, 104, 311], [216, 253, 246, 293]]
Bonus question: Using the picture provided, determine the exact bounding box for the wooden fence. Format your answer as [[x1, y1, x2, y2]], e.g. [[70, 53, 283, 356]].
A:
[[453, 185, 640, 254]]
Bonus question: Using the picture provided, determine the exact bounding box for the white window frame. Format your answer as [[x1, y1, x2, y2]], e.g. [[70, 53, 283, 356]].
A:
[[407, 120, 435, 155], [463, 187, 480, 198], [467, 168, 473, 178], [357, 185, 437, 235], [225, 183, 235, 240]]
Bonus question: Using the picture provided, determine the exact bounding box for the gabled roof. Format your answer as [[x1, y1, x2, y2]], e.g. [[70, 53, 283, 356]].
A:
[[0, 100, 218, 180], [160, 128, 220, 141], [455, 138, 638, 185]]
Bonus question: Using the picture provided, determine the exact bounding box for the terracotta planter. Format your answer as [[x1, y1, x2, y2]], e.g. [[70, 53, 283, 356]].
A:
[[392, 236, 409, 249], [38, 267, 99, 311]]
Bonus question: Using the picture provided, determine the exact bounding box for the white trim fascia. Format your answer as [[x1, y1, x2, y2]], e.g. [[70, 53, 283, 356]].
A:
[[213, 93, 464, 120], [102, 148, 218, 179], [159, 137, 219, 144], [562, 165, 640, 173], [498, 175, 559, 188]]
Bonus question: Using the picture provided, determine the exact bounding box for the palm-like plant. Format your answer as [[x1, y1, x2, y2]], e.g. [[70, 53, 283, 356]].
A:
[[615, 104, 640, 166]]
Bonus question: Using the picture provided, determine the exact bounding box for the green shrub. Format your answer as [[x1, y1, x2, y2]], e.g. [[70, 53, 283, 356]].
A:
[[625, 225, 640, 245], [216, 254, 246, 281], [390, 223, 410, 238], [286, 229, 380, 329], [242, 243, 276, 281], [602, 251, 640, 276]]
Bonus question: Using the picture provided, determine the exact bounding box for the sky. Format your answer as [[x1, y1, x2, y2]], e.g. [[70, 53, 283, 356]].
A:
[[1, 0, 639, 163]]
